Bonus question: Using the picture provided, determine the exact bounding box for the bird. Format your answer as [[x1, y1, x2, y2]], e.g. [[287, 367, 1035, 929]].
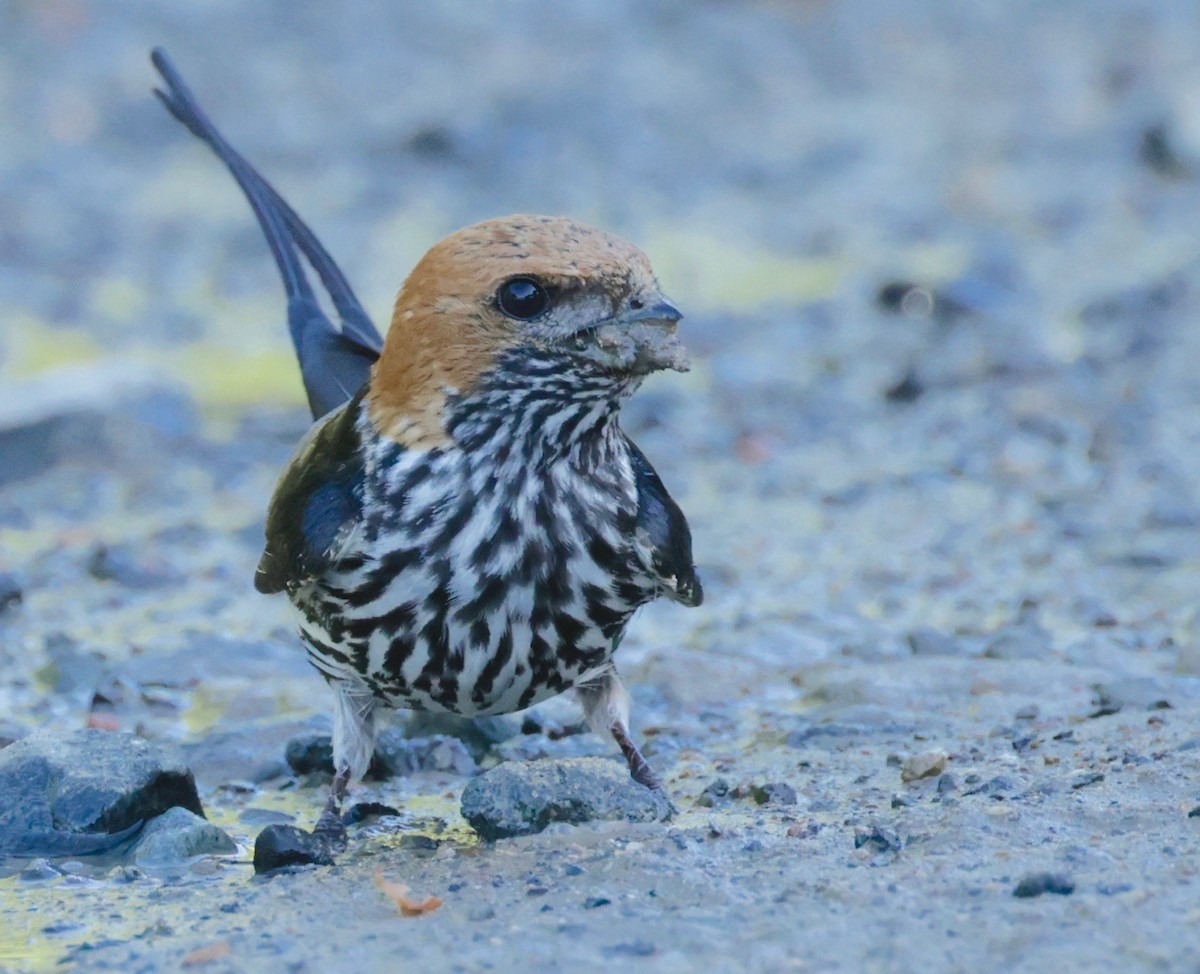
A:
[[151, 49, 702, 850]]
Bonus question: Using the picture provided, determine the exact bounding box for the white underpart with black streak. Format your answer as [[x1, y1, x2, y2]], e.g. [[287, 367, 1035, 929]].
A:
[[293, 351, 661, 782]]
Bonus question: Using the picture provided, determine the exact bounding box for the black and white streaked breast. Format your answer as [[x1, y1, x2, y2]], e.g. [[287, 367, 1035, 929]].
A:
[[292, 351, 661, 717]]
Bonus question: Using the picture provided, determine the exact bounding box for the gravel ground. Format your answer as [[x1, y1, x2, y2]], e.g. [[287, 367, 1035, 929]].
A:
[[5, 1, 1200, 971]]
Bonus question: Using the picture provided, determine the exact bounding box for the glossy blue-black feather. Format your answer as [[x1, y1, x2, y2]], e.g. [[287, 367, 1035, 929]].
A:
[[625, 436, 702, 606], [152, 48, 383, 421], [255, 388, 370, 594]]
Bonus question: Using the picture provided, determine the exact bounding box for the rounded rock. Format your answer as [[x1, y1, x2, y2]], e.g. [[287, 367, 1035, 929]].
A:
[[460, 757, 673, 841]]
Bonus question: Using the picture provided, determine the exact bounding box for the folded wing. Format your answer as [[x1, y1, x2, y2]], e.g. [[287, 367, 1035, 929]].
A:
[[625, 436, 703, 607]]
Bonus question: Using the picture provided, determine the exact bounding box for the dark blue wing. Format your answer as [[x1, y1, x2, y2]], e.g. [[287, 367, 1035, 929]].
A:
[[624, 436, 702, 607], [254, 388, 368, 594], [151, 48, 382, 420]]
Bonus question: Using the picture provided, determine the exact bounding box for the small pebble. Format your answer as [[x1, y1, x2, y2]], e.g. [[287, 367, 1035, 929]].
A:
[[460, 757, 672, 841], [284, 733, 334, 777], [341, 802, 401, 826], [1013, 873, 1075, 898], [19, 859, 60, 882], [750, 782, 797, 806], [252, 825, 334, 874], [604, 941, 656, 958], [901, 750, 947, 782], [983, 630, 1043, 660], [85, 544, 175, 589], [695, 778, 731, 808], [854, 824, 901, 854], [963, 776, 1014, 798], [0, 573, 22, 613], [906, 627, 958, 657], [884, 370, 924, 403], [397, 834, 440, 858]]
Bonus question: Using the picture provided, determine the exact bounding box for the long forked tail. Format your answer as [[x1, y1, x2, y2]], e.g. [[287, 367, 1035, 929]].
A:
[[150, 48, 384, 420]]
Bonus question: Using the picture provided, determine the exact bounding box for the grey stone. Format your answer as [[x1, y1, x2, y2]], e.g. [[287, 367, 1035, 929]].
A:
[[36, 633, 107, 698], [372, 730, 476, 778], [403, 712, 523, 760], [284, 732, 335, 777], [281, 728, 476, 780], [1092, 678, 1176, 713], [787, 719, 904, 749], [749, 782, 798, 805], [1069, 770, 1105, 790], [252, 825, 334, 874], [185, 717, 324, 788], [1013, 872, 1075, 898], [901, 750, 947, 782], [18, 859, 60, 882], [85, 543, 177, 589], [695, 778, 731, 808], [854, 823, 902, 854], [460, 757, 672, 841], [936, 773, 958, 794], [907, 627, 959, 657], [132, 807, 236, 866], [0, 407, 108, 488], [494, 732, 609, 764], [0, 721, 27, 750], [0, 729, 203, 857], [963, 775, 1018, 798], [982, 629, 1045, 661], [0, 573, 21, 614]]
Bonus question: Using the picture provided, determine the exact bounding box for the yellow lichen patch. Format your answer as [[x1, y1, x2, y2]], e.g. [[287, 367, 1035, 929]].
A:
[[0, 872, 234, 974], [87, 277, 147, 323], [0, 315, 103, 377], [882, 240, 972, 283], [402, 792, 478, 845], [172, 343, 305, 409], [351, 789, 478, 853], [183, 686, 230, 735], [641, 228, 844, 312]]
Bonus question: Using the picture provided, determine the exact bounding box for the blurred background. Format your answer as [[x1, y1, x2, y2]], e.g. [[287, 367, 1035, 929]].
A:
[[5, 0, 1200, 411], [7, 1, 1200, 968], [5, 0, 1200, 723]]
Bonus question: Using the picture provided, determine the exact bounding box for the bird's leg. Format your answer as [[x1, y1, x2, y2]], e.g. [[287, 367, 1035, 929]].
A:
[[314, 683, 377, 852], [576, 668, 666, 795], [313, 767, 351, 852], [609, 719, 664, 792]]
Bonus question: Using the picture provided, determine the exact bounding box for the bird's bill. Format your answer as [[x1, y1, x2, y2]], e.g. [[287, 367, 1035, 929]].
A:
[[586, 300, 691, 374]]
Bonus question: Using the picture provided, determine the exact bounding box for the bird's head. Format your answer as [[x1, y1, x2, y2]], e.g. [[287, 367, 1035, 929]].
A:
[[368, 215, 689, 447]]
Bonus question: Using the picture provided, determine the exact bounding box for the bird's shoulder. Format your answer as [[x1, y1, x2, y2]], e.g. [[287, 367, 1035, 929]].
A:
[[623, 434, 703, 607], [255, 386, 372, 595]]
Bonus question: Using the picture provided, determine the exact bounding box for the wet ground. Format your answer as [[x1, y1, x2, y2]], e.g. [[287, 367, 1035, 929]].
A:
[[4, 1, 1200, 971]]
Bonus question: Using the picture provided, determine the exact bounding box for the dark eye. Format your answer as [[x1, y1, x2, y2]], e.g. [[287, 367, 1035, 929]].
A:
[[496, 277, 550, 320]]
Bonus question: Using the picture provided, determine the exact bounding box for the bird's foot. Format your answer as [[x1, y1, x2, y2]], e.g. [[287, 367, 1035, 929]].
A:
[[311, 767, 352, 855], [312, 800, 348, 855], [611, 721, 676, 819]]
